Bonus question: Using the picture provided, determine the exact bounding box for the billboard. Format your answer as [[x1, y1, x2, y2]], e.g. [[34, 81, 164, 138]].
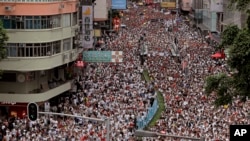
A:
[[82, 6, 94, 48], [210, 0, 223, 12], [94, 0, 108, 20], [82, 51, 123, 62], [112, 0, 127, 10]]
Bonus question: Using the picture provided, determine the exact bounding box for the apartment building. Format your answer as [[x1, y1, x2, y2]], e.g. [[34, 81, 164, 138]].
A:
[[221, 0, 248, 30], [0, 0, 81, 117]]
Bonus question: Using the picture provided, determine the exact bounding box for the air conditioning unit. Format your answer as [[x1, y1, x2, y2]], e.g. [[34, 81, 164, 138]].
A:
[[70, 52, 74, 59], [5, 6, 12, 11], [63, 54, 68, 61], [76, 2, 80, 8], [59, 4, 64, 9]]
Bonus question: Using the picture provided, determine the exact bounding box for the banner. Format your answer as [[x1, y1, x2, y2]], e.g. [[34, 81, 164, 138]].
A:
[[112, 0, 127, 10], [82, 51, 123, 62], [82, 6, 94, 48], [160, 2, 176, 8], [113, 17, 121, 31]]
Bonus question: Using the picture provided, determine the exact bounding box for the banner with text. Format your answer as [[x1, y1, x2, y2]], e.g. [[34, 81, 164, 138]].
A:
[[82, 51, 123, 62], [82, 6, 94, 48], [160, 2, 176, 8], [112, 0, 127, 10]]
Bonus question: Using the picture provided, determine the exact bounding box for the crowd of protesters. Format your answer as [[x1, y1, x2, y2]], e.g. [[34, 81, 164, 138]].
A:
[[1, 2, 250, 141]]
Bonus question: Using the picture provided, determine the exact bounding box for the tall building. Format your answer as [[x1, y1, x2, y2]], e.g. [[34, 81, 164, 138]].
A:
[[202, 0, 223, 33], [0, 0, 81, 117], [221, 0, 248, 30]]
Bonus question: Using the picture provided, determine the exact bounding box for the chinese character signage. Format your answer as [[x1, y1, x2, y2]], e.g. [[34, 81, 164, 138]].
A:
[[82, 51, 123, 62], [82, 6, 94, 48], [112, 0, 127, 10]]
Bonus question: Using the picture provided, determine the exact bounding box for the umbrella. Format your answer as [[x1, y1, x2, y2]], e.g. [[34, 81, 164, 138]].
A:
[[211, 52, 222, 58]]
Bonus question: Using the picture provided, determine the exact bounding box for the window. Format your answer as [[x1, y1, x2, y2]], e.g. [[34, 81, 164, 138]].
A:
[[7, 43, 18, 57], [52, 41, 61, 54], [51, 15, 61, 28], [72, 12, 77, 26], [62, 14, 71, 27], [63, 38, 71, 51], [6, 41, 62, 57], [18, 44, 25, 57], [41, 16, 50, 29], [34, 16, 41, 29]]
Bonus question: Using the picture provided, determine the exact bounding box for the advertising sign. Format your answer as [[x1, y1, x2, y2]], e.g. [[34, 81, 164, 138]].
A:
[[112, 0, 127, 10], [94, 0, 108, 20], [160, 2, 176, 8], [82, 6, 94, 48], [83, 51, 123, 62], [210, 0, 223, 12]]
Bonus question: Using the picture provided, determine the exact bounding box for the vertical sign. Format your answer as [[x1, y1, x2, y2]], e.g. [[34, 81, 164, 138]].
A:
[[113, 17, 121, 31], [82, 6, 94, 48]]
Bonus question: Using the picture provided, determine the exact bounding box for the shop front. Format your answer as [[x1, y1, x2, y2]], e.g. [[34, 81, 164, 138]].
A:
[[0, 102, 28, 118]]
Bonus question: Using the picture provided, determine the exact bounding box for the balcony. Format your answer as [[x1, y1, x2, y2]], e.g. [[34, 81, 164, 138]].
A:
[[0, 48, 83, 71], [0, 81, 71, 103]]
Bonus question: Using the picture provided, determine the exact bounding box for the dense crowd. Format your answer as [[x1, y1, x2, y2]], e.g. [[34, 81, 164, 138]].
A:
[[1, 3, 250, 141]]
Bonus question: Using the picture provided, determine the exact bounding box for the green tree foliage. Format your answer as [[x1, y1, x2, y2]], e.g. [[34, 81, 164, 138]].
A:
[[228, 0, 250, 11], [220, 25, 240, 46], [205, 73, 234, 107], [0, 21, 8, 60], [205, 1, 250, 106]]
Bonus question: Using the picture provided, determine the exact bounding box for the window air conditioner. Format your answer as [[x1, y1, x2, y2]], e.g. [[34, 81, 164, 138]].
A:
[[70, 52, 74, 59], [76, 2, 80, 8], [63, 54, 68, 61], [5, 6, 12, 11], [59, 4, 64, 9]]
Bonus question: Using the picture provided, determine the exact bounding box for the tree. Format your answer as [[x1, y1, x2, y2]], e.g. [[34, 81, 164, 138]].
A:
[[229, 0, 250, 11], [0, 21, 8, 78], [204, 0, 250, 106], [205, 73, 234, 107]]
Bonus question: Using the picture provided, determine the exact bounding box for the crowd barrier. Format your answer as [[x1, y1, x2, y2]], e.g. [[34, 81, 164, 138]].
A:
[[136, 98, 159, 129]]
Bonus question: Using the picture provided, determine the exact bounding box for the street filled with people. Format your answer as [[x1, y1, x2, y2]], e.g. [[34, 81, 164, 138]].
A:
[[1, 2, 250, 141]]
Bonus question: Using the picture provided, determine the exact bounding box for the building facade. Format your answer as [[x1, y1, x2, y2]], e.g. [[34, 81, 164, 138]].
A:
[[0, 0, 81, 117], [222, 0, 248, 30]]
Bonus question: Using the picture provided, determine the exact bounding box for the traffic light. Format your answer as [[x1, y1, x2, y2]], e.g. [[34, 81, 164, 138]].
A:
[[27, 103, 38, 121]]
